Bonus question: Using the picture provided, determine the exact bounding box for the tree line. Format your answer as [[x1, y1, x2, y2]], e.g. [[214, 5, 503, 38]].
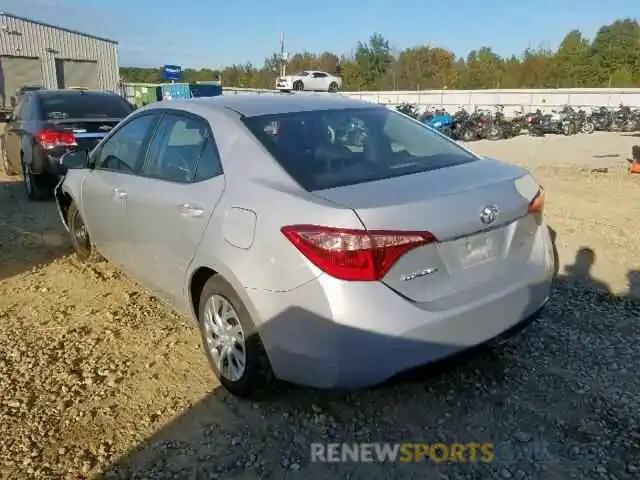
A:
[[120, 18, 640, 90]]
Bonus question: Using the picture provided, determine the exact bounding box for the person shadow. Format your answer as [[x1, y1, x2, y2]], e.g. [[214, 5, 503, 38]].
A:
[[549, 225, 639, 299], [563, 246, 611, 294], [627, 270, 640, 298]]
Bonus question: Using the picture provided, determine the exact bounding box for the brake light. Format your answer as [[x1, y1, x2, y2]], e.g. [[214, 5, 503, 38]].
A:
[[528, 187, 545, 214], [281, 225, 437, 281], [36, 129, 77, 148]]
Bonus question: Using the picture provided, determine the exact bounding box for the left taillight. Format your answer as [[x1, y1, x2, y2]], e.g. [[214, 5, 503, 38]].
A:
[[528, 187, 545, 214], [281, 225, 437, 281], [36, 129, 77, 149]]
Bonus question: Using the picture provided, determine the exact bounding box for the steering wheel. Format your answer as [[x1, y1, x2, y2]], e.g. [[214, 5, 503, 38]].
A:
[[326, 125, 336, 144], [164, 153, 192, 181], [103, 155, 135, 173]]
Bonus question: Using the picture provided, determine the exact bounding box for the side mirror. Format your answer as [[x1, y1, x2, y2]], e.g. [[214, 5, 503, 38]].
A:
[[60, 149, 90, 170]]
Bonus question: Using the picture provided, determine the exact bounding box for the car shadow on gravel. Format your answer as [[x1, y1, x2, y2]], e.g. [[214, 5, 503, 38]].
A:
[[0, 178, 71, 282], [103, 228, 640, 480]]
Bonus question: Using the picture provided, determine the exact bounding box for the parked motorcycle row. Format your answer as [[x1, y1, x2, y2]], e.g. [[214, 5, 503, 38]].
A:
[[394, 103, 640, 141]]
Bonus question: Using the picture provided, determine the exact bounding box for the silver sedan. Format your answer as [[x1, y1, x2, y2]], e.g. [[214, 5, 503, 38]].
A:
[[54, 94, 554, 398]]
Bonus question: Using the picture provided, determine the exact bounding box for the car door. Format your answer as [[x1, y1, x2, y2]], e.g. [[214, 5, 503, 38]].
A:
[[81, 113, 159, 269], [125, 111, 225, 309], [3, 97, 28, 173]]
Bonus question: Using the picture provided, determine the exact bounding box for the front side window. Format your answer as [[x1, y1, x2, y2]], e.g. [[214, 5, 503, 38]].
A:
[[142, 113, 215, 183], [95, 114, 156, 173], [242, 107, 477, 191]]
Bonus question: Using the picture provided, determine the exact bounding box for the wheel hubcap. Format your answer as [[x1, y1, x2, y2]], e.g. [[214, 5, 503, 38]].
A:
[[73, 215, 90, 251], [203, 294, 246, 382]]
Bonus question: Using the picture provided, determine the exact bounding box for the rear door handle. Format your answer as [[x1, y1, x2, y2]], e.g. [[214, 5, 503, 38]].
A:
[[178, 204, 204, 218], [112, 187, 127, 199]]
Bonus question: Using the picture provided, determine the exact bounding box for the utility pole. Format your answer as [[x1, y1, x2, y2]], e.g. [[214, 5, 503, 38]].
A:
[[279, 31, 288, 77]]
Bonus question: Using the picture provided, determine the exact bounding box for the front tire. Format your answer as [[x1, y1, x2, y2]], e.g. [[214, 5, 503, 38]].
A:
[[198, 275, 275, 398], [293, 81, 304, 92], [22, 160, 51, 201]]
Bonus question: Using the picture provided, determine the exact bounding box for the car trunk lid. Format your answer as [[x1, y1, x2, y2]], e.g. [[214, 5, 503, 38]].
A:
[[312, 159, 542, 306]]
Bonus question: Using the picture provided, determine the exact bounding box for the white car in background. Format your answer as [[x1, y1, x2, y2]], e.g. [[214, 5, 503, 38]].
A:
[[275, 71, 342, 93]]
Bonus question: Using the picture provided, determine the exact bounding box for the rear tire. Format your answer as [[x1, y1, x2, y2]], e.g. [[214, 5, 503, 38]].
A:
[[328, 82, 338, 92], [293, 81, 304, 91], [67, 202, 101, 262], [198, 275, 275, 399], [22, 160, 52, 201]]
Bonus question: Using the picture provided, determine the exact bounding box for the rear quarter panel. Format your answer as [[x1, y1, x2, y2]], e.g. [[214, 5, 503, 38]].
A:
[[187, 109, 364, 294]]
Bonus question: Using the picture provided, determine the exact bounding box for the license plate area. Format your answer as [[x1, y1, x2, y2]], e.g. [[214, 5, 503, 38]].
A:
[[439, 227, 507, 272]]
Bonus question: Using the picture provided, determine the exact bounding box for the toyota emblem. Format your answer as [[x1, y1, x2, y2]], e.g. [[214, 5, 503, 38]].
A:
[[480, 205, 499, 225]]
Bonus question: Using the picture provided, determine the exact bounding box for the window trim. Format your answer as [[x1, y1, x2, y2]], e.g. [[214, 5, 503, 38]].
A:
[[138, 109, 223, 184], [91, 111, 161, 176]]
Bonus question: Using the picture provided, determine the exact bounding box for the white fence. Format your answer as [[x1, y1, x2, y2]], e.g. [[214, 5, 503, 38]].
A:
[[221, 87, 640, 115]]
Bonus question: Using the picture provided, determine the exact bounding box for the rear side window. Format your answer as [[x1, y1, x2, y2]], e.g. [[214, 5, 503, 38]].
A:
[[39, 93, 133, 120], [242, 107, 477, 191]]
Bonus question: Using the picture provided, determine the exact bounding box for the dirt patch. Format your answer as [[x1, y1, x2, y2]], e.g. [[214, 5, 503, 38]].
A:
[[468, 132, 640, 297], [0, 132, 638, 479]]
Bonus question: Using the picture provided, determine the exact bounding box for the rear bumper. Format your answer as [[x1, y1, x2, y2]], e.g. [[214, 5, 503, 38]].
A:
[[247, 256, 553, 390], [31, 147, 67, 177]]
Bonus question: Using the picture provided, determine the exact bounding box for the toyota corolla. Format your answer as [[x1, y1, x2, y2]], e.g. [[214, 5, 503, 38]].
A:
[[54, 94, 554, 398]]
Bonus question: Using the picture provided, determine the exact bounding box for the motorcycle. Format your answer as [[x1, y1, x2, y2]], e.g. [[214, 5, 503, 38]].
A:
[[396, 103, 419, 119], [419, 108, 456, 137], [451, 108, 485, 142], [575, 108, 595, 134]]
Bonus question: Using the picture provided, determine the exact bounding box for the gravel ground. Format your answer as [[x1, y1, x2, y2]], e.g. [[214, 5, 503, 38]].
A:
[[0, 132, 639, 479]]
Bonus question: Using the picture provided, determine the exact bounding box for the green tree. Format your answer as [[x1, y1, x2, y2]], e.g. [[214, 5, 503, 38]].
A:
[[463, 47, 502, 88], [120, 19, 640, 90], [591, 19, 640, 86], [353, 33, 393, 90]]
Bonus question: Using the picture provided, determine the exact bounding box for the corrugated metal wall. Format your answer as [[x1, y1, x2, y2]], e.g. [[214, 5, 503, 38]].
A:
[[0, 56, 41, 106], [0, 13, 119, 91], [55, 59, 99, 89]]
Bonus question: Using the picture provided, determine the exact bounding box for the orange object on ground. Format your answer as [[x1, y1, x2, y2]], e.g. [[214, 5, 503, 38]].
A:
[[629, 146, 640, 174]]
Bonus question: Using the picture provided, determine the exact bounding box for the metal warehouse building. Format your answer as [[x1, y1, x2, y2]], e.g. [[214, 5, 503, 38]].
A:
[[0, 12, 119, 107]]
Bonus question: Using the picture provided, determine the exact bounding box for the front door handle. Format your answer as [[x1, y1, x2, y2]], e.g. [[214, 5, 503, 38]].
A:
[[178, 204, 204, 218], [112, 187, 127, 199]]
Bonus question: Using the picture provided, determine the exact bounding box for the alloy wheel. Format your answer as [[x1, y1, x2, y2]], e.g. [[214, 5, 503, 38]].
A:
[[202, 294, 247, 382]]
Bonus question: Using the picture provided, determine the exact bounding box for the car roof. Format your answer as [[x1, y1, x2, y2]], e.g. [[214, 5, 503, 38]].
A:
[[147, 93, 379, 117]]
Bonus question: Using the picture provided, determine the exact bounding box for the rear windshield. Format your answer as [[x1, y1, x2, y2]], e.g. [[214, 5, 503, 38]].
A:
[[242, 107, 477, 191], [39, 93, 133, 120]]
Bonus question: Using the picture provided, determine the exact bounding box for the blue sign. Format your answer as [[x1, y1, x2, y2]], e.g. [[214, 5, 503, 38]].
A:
[[162, 65, 182, 81]]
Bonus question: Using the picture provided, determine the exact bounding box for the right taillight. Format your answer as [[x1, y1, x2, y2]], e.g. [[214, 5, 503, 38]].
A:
[[281, 225, 437, 281], [36, 129, 77, 149], [528, 187, 545, 214]]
